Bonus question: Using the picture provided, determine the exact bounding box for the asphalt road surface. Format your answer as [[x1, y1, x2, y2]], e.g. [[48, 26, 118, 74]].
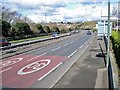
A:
[[0, 31, 94, 88]]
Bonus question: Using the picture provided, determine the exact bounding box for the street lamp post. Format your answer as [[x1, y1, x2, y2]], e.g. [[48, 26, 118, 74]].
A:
[[106, 0, 110, 68]]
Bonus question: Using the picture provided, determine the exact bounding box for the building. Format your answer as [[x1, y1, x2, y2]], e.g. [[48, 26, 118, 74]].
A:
[[97, 16, 117, 37]]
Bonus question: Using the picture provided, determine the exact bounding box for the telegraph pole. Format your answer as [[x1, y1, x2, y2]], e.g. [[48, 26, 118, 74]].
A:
[[45, 13, 47, 23], [106, 0, 110, 68], [117, 2, 119, 31]]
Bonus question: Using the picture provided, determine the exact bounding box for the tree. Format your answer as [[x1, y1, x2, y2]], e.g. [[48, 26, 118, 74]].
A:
[[51, 26, 60, 34], [44, 26, 51, 33], [0, 19, 11, 37], [61, 29, 67, 33], [35, 24, 46, 34], [112, 1, 120, 18], [12, 22, 32, 36], [68, 28, 73, 31], [2, 6, 22, 24]]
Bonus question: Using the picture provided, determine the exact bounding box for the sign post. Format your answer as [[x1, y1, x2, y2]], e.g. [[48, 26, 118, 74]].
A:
[[106, 0, 110, 68]]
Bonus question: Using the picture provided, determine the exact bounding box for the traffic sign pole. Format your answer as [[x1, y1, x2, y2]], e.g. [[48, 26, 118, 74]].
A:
[[106, 0, 110, 68]]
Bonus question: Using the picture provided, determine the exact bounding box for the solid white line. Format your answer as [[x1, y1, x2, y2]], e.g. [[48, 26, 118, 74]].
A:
[[27, 53, 46, 61], [38, 62, 62, 81], [68, 50, 77, 58], [0, 67, 12, 73]]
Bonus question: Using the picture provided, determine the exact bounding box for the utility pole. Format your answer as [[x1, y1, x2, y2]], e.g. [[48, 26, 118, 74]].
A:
[[106, 0, 110, 68], [117, 2, 119, 31], [45, 13, 47, 23], [101, 10, 102, 17]]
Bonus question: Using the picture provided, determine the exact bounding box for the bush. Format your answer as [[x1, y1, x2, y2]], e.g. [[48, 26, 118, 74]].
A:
[[111, 31, 120, 68], [35, 24, 46, 34], [44, 26, 51, 33], [0, 19, 11, 37], [12, 22, 33, 36], [51, 26, 60, 34], [93, 28, 97, 32]]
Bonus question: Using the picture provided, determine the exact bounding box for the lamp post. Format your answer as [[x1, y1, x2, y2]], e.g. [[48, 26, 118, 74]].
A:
[[106, 0, 110, 68]]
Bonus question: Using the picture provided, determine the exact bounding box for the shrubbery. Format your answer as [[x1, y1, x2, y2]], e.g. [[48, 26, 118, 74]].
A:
[[111, 31, 120, 68]]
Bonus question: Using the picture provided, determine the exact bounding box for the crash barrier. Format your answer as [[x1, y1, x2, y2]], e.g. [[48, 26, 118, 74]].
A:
[[0, 34, 69, 51], [103, 35, 115, 89]]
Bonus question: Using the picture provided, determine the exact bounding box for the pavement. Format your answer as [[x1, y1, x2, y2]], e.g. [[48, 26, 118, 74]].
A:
[[1, 32, 109, 89], [52, 33, 108, 88]]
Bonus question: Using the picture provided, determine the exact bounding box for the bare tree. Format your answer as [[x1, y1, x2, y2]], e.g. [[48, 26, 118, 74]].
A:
[[112, 1, 120, 18], [2, 6, 22, 24]]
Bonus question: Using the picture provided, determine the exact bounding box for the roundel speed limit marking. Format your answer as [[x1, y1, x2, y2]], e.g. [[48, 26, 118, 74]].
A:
[[18, 59, 51, 75], [0, 58, 23, 68]]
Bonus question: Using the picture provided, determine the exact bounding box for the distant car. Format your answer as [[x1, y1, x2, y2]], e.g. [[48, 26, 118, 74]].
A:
[[67, 32, 71, 35], [87, 31, 91, 35], [51, 33, 58, 37], [0, 38, 11, 47]]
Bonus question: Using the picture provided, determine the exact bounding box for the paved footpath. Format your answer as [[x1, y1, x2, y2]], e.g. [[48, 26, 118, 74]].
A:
[[52, 33, 108, 88]]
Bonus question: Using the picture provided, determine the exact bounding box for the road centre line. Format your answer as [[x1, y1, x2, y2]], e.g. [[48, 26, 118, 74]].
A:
[[68, 50, 77, 58], [51, 47, 61, 51], [38, 62, 62, 81], [4, 34, 87, 63], [0, 67, 12, 74], [27, 40, 75, 62], [70, 41, 73, 43], [63, 43, 69, 46], [27, 53, 46, 61]]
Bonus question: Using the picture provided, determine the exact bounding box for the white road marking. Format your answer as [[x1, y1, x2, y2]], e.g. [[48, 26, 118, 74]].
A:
[[68, 36, 93, 58], [38, 62, 62, 81], [85, 41, 88, 44], [27, 53, 46, 61], [68, 50, 77, 58], [18, 59, 51, 75], [0, 67, 12, 74], [63, 41, 74, 46], [0, 58, 23, 68], [79, 45, 84, 49], [51, 47, 61, 51], [70, 41, 74, 44], [63, 43, 69, 46]]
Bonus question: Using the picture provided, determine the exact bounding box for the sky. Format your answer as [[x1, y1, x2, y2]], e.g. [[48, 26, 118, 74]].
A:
[[1, 0, 120, 23]]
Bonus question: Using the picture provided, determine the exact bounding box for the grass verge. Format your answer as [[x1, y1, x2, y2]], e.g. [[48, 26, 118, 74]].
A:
[[10, 35, 50, 43]]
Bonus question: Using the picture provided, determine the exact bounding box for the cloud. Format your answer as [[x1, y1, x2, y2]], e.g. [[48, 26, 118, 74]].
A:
[[2, 0, 118, 23]]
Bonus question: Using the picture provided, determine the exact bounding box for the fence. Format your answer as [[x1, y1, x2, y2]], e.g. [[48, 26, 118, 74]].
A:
[[0, 34, 68, 51], [104, 35, 114, 89]]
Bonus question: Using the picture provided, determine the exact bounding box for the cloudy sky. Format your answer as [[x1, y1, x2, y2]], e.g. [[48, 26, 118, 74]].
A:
[[1, 0, 120, 23]]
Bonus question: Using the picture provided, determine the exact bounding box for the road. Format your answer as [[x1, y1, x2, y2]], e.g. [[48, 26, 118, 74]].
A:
[[0, 31, 94, 88]]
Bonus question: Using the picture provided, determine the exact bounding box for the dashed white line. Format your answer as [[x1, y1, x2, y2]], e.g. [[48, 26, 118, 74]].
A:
[[38, 62, 62, 81], [63, 43, 69, 46], [63, 41, 73, 47], [27, 53, 46, 61], [0, 67, 12, 74], [68, 50, 77, 58], [51, 47, 61, 51], [79, 45, 84, 49], [70, 41, 74, 44]]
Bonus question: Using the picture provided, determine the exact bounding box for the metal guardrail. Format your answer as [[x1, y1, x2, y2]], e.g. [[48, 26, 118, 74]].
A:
[[103, 35, 114, 89], [0, 34, 68, 51]]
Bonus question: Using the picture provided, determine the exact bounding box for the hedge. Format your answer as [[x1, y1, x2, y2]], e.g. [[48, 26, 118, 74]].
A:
[[111, 31, 120, 68]]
